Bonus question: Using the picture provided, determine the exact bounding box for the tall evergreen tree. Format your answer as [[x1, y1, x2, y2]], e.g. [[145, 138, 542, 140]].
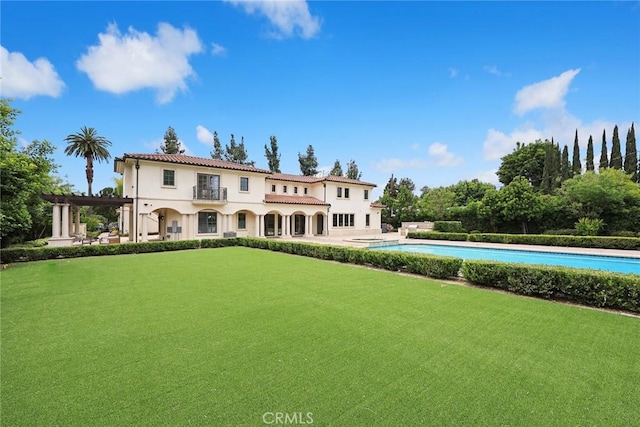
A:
[[623, 122, 637, 182], [210, 131, 223, 160], [586, 135, 595, 171], [572, 130, 581, 175], [609, 125, 622, 169], [298, 145, 318, 176], [264, 135, 281, 173], [159, 126, 185, 155], [541, 142, 554, 194], [346, 159, 362, 180], [329, 159, 343, 176], [552, 138, 561, 189], [599, 129, 608, 171], [560, 145, 572, 182], [224, 134, 254, 166]]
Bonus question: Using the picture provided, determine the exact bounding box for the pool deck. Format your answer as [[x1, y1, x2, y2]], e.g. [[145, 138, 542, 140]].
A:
[[297, 232, 640, 259]]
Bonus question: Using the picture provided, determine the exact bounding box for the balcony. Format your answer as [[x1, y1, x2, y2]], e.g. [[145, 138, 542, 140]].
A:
[[193, 186, 227, 204]]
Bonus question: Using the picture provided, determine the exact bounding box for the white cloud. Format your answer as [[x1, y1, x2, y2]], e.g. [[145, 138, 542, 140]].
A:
[[211, 43, 227, 56], [448, 67, 458, 78], [484, 65, 509, 77], [224, 0, 321, 39], [427, 142, 463, 167], [76, 23, 204, 104], [514, 68, 580, 115], [0, 46, 65, 99], [144, 137, 193, 155], [196, 125, 214, 144], [371, 158, 429, 173], [483, 127, 544, 160], [470, 169, 501, 187]]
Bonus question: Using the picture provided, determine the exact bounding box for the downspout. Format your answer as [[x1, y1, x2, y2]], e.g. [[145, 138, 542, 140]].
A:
[[323, 183, 329, 236], [135, 160, 140, 243]]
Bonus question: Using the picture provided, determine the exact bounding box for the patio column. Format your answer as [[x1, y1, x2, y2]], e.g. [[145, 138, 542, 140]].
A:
[[182, 214, 188, 238], [51, 204, 61, 238], [283, 215, 289, 236], [307, 215, 312, 235], [141, 214, 148, 242], [74, 207, 81, 234], [61, 204, 70, 238]]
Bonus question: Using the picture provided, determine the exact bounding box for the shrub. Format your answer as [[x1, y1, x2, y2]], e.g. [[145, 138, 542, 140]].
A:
[[466, 233, 640, 250], [575, 218, 605, 236], [543, 229, 578, 236], [433, 221, 465, 233], [461, 260, 640, 313], [408, 231, 468, 241]]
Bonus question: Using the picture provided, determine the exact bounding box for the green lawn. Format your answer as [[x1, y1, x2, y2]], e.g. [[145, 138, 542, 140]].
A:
[[2, 247, 639, 426]]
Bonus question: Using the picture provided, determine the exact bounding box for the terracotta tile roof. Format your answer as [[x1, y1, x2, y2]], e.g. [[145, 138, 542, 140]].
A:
[[268, 173, 376, 187], [369, 202, 386, 208], [121, 153, 271, 174], [264, 194, 330, 206]]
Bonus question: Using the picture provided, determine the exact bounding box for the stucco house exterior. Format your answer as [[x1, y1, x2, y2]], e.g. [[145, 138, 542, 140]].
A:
[[113, 153, 383, 242]]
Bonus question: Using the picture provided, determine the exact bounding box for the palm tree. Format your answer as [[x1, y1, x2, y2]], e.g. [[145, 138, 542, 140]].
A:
[[64, 127, 112, 196]]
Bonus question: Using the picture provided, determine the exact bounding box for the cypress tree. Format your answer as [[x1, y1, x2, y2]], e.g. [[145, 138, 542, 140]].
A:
[[541, 141, 554, 194], [210, 131, 223, 160], [560, 145, 572, 181], [264, 135, 281, 172], [572, 129, 581, 175], [623, 122, 637, 182], [609, 125, 622, 169], [586, 135, 595, 171], [552, 139, 561, 189], [599, 129, 608, 171]]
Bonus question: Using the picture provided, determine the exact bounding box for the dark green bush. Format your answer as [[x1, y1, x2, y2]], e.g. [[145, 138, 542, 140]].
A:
[[461, 260, 640, 313], [407, 231, 468, 241], [543, 229, 578, 236], [467, 233, 640, 250], [434, 221, 465, 233]]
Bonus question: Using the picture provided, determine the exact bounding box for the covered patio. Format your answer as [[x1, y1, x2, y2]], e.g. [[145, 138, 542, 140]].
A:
[[41, 193, 133, 246]]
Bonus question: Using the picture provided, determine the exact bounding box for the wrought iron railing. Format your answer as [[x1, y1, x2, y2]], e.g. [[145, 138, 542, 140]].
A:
[[193, 186, 227, 201]]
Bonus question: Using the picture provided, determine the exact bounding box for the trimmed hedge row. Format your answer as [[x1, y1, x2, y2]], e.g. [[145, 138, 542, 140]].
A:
[[408, 231, 640, 250], [433, 221, 465, 233], [406, 231, 468, 241], [235, 238, 463, 279], [462, 260, 640, 313]]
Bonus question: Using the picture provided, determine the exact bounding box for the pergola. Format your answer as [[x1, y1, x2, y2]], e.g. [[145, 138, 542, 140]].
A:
[[41, 193, 133, 246]]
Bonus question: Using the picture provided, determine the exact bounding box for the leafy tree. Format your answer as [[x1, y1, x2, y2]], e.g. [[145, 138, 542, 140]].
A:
[[64, 126, 112, 196], [560, 145, 572, 182], [345, 160, 362, 180], [398, 177, 416, 192], [497, 140, 547, 188], [385, 175, 399, 198], [418, 187, 456, 220], [497, 176, 543, 234], [540, 142, 555, 194], [599, 129, 608, 170], [264, 135, 281, 173], [586, 135, 595, 171], [159, 126, 185, 155], [450, 179, 495, 205], [224, 134, 254, 166], [609, 125, 622, 169], [210, 131, 224, 160], [572, 130, 581, 175], [298, 144, 318, 176], [559, 169, 640, 228], [329, 159, 343, 176], [623, 122, 637, 182]]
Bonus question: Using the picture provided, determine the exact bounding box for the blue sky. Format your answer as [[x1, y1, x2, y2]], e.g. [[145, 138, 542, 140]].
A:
[[2, 1, 639, 199]]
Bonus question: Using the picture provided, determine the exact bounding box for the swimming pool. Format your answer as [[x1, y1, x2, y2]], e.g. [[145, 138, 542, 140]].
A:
[[371, 244, 640, 275]]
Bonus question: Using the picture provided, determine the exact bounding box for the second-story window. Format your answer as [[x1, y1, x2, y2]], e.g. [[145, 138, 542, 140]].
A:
[[337, 187, 342, 198], [163, 169, 175, 187], [344, 188, 350, 198], [364, 189, 369, 200], [283, 185, 288, 194], [240, 177, 249, 192], [304, 187, 308, 195], [271, 184, 276, 193], [294, 186, 298, 194]]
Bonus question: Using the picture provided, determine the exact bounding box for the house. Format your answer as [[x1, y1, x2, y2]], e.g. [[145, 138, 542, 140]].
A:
[[113, 153, 383, 242]]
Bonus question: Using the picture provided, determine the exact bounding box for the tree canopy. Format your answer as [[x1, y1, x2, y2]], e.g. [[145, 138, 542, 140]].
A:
[[64, 126, 111, 196], [264, 135, 281, 173], [159, 126, 185, 155], [298, 145, 318, 176], [329, 159, 343, 176], [345, 159, 362, 180]]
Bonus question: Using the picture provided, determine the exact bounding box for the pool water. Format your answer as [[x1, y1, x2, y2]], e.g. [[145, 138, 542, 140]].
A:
[[371, 244, 640, 275]]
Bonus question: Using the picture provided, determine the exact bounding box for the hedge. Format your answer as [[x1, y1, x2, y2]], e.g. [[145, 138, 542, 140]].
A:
[[407, 231, 468, 241], [408, 231, 640, 250], [462, 260, 640, 313], [433, 221, 465, 233]]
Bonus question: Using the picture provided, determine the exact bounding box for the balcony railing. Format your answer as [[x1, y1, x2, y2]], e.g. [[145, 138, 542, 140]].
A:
[[193, 186, 227, 202]]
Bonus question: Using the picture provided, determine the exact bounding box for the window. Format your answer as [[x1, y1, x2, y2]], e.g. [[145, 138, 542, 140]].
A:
[[344, 188, 350, 199], [271, 184, 276, 193], [283, 185, 288, 193], [365, 214, 370, 227], [304, 187, 308, 195], [294, 186, 298, 194], [238, 213, 246, 229], [337, 187, 343, 198], [332, 213, 355, 228], [163, 169, 175, 187], [364, 189, 369, 200], [198, 212, 217, 234], [240, 177, 249, 192]]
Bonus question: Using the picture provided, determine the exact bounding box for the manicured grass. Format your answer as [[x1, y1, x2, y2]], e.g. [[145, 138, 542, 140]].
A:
[[2, 247, 639, 426]]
